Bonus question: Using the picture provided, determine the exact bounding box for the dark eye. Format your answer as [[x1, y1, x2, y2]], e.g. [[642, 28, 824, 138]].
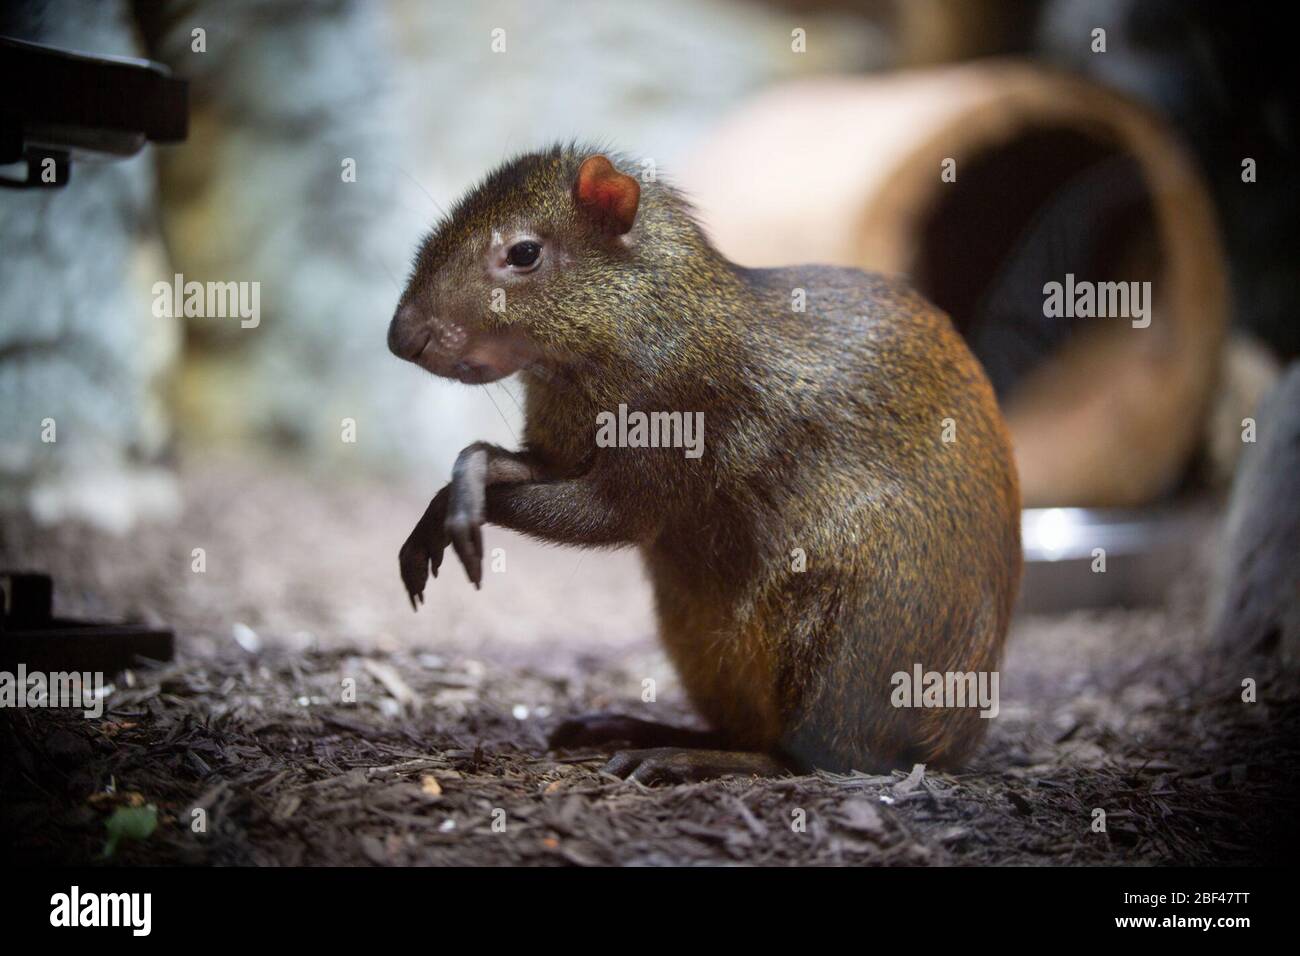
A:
[[506, 240, 541, 269]]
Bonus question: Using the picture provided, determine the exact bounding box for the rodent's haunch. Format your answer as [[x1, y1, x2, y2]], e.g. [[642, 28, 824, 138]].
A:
[[389, 144, 1021, 779]]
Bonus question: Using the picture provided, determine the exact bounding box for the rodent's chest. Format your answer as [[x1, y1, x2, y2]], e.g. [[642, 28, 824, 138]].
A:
[[521, 404, 594, 474]]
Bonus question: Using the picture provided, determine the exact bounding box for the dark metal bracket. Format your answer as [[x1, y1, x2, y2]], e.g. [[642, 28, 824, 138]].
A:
[[1, 572, 174, 675], [0, 34, 187, 189]]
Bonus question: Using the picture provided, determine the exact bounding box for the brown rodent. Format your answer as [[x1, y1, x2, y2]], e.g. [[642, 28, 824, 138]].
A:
[[389, 144, 1021, 782]]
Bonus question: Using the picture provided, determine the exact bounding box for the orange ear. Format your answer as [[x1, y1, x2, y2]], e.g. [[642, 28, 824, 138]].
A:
[[573, 155, 640, 235]]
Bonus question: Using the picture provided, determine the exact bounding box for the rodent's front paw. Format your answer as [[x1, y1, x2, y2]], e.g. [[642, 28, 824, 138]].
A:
[[446, 445, 488, 590], [445, 509, 483, 590]]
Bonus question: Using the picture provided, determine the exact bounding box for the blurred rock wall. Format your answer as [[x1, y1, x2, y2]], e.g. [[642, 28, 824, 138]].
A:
[[0, 0, 180, 531], [1, 0, 884, 530]]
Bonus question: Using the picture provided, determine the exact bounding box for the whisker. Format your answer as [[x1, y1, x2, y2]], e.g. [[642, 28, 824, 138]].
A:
[[479, 383, 517, 442]]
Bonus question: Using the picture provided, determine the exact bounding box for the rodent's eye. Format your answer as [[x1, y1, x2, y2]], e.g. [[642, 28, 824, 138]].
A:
[[505, 240, 542, 270]]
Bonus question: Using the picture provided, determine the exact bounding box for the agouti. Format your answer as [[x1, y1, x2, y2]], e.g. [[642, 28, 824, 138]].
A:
[[389, 144, 1021, 783]]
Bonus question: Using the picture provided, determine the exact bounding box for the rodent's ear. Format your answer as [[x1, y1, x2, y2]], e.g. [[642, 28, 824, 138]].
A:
[[573, 155, 640, 236]]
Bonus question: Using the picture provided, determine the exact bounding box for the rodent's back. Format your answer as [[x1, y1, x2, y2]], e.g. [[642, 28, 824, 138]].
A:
[[646, 264, 1021, 770]]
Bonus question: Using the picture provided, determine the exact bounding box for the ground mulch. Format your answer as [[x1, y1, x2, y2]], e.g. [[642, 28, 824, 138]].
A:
[[3, 454, 1297, 865]]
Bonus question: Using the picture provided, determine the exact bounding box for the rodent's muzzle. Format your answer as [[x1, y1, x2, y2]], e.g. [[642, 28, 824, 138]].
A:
[[387, 303, 428, 361], [387, 302, 502, 383], [389, 296, 538, 385]]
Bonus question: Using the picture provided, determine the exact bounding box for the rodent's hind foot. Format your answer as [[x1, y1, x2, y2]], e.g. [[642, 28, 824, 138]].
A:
[[602, 747, 787, 786], [399, 537, 433, 610], [548, 713, 723, 751]]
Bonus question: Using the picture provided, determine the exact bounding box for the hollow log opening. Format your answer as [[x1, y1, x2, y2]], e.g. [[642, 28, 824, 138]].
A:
[[910, 126, 1162, 401]]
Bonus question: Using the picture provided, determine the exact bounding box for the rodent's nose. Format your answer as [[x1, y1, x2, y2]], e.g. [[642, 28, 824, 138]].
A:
[[388, 303, 428, 360]]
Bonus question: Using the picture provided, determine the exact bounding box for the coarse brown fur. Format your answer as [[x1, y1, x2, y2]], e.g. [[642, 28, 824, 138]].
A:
[[391, 143, 1021, 773]]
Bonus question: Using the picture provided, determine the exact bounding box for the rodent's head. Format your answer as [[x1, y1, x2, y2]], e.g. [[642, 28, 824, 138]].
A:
[[389, 143, 713, 385]]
